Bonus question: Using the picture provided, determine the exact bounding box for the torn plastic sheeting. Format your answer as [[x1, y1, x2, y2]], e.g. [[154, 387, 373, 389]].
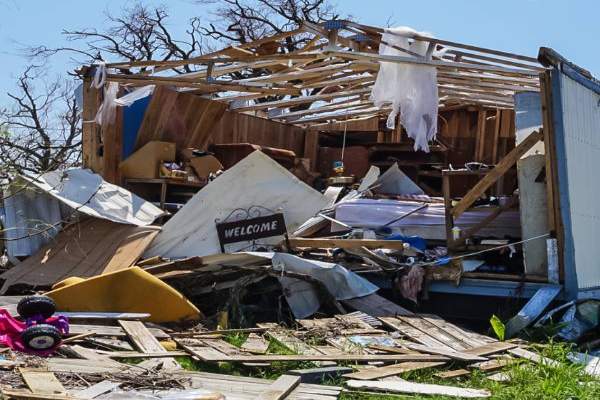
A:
[[370, 27, 441, 152], [271, 252, 379, 319], [145, 151, 331, 259], [21, 169, 166, 226]]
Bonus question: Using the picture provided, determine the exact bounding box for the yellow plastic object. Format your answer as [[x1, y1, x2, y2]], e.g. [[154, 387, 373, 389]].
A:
[[46, 267, 202, 323]]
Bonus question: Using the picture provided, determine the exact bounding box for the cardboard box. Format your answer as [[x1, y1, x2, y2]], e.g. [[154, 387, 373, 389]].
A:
[[120, 141, 176, 179], [189, 155, 224, 179]]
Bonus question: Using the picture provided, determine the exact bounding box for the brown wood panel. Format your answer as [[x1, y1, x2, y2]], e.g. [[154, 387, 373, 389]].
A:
[[0, 219, 158, 293], [133, 87, 305, 158]]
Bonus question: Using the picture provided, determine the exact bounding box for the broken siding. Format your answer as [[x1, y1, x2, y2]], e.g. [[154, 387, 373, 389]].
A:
[[554, 65, 600, 291]]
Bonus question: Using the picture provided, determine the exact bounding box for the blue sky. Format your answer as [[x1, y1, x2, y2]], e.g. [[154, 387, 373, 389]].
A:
[[1, 0, 598, 105]]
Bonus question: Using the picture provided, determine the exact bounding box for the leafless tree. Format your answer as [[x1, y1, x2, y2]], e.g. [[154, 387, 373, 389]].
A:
[[1, 1, 342, 178], [29, 3, 206, 74], [200, 0, 340, 50], [0, 66, 81, 175]]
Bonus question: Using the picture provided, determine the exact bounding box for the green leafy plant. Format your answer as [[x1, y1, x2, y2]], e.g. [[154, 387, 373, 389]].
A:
[[490, 314, 506, 341]]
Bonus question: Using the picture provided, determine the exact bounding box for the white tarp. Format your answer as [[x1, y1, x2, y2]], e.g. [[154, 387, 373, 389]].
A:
[[370, 27, 440, 152], [21, 169, 165, 226], [145, 151, 330, 259]]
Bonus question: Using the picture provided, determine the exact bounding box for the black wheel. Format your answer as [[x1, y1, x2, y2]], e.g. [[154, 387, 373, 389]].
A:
[[17, 296, 56, 319], [21, 324, 62, 351]]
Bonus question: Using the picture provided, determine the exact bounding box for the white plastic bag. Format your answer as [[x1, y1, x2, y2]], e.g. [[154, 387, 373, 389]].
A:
[[371, 27, 440, 152]]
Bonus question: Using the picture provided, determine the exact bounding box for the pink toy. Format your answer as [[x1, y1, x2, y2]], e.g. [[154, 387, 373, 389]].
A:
[[0, 296, 68, 356]]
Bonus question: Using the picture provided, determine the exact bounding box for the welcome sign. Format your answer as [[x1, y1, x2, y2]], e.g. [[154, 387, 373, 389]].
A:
[[216, 213, 287, 251]]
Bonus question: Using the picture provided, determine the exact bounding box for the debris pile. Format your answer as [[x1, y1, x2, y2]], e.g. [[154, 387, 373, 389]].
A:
[[1, 17, 599, 400]]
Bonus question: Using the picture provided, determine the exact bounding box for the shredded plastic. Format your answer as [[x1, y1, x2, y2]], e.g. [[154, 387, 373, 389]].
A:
[[371, 27, 441, 152]]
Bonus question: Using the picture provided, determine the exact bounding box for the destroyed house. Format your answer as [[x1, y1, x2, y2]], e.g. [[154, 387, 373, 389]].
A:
[[77, 20, 600, 308]]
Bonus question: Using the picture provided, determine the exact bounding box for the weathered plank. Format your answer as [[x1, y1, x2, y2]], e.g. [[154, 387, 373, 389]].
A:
[[257, 374, 301, 400], [241, 333, 270, 354], [20, 369, 66, 396], [181, 349, 448, 363], [74, 381, 121, 399], [118, 320, 179, 370], [508, 347, 560, 367], [346, 379, 491, 398], [435, 369, 471, 379], [343, 362, 446, 380]]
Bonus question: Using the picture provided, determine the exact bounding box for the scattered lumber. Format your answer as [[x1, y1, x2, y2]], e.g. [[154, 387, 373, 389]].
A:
[[346, 379, 492, 398], [257, 374, 300, 400]]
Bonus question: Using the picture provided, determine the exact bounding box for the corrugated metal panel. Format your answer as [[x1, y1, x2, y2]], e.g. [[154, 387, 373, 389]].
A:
[[558, 70, 600, 289]]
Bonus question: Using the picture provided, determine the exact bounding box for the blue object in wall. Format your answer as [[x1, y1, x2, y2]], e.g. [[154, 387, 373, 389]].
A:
[[122, 95, 152, 159]]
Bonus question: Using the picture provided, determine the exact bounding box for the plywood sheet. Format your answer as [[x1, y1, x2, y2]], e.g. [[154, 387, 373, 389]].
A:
[[0, 219, 159, 293]]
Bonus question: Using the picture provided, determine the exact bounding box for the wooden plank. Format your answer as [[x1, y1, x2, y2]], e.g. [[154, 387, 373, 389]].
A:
[[508, 347, 560, 367], [343, 362, 446, 380], [0, 390, 75, 400], [118, 320, 179, 370], [20, 369, 66, 396], [257, 374, 301, 400], [46, 358, 124, 374], [286, 238, 405, 250], [403, 343, 487, 362], [108, 351, 189, 358], [118, 320, 167, 353], [258, 323, 323, 356], [181, 349, 448, 363], [435, 369, 471, 379], [397, 316, 467, 351], [69, 324, 169, 339], [452, 129, 543, 218], [420, 314, 488, 348], [379, 317, 451, 350], [470, 358, 511, 372], [463, 342, 517, 357], [342, 293, 413, 317], [346, 379, 491, 398], [75, 381, 121, 399], [241, 333, 270, 354]]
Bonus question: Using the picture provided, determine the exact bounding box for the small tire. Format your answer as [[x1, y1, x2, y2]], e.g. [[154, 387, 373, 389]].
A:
[[17, 296, 56, 319], [22, 324, 62, 351]]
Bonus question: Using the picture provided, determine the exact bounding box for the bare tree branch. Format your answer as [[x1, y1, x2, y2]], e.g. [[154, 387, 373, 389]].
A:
[[0, 66, 82, 175]]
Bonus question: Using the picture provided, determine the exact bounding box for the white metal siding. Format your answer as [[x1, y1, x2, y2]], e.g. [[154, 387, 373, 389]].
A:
[[559, 73, 600, 289]]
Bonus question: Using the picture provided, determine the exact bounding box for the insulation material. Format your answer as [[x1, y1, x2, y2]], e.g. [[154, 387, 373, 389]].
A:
[[145, 151, 330, 259], [21, 169, 165, 226], [370, 27, 440, 152]]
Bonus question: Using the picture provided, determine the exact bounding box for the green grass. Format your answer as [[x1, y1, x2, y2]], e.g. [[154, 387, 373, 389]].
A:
[[341, 342, 600, 400], [175, 336, 600, 399]]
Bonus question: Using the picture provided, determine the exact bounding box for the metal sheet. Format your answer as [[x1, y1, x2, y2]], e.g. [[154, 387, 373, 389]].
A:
[[555, 67, 600, 291]]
